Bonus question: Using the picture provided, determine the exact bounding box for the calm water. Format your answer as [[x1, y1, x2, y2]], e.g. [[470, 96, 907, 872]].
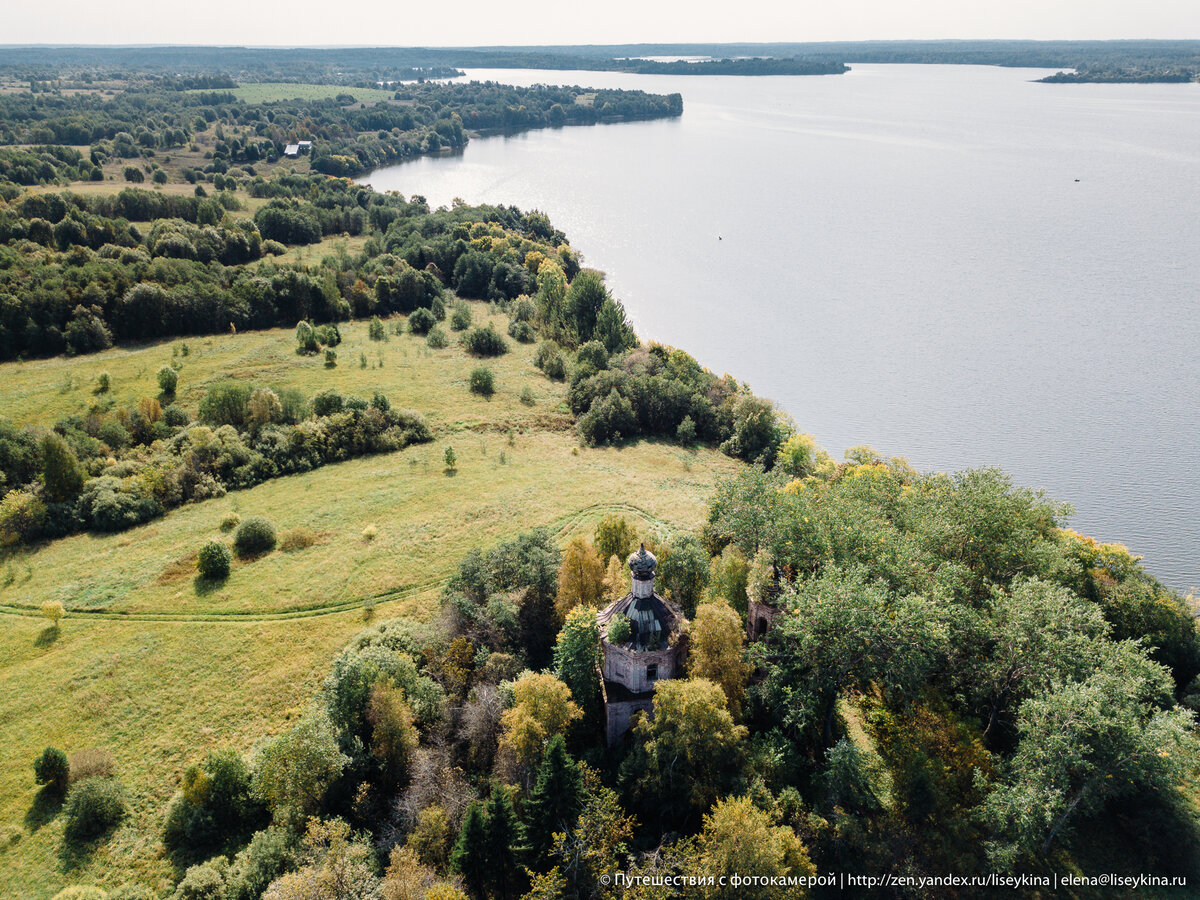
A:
[[362, 65, 1200, 591]]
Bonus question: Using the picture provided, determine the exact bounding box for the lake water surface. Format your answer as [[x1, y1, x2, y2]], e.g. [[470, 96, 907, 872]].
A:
[[362, 65, 1200, 591]]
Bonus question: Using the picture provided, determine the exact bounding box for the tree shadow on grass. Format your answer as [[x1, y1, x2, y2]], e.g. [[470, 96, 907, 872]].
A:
[[58, 830, 111, 873], [33, 625, 60, 648], [193, 574, 228, 597], [24, 786, 63, 833]]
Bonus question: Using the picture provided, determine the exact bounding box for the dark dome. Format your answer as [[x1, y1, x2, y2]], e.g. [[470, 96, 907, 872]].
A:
[[627, 543, 657, 579]]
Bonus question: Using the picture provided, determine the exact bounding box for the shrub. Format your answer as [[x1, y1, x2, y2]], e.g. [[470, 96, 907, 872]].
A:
[[69, 748, 114, 783], [462, 324, 508, 357], [63, 777, 126, 840], [450, 304, 472, 331], [0, 490, 46, 546], [426, 326, 448, 349], [197, 541, 232, 580], [157, 365, 179, 397], [34, 747, 70, 795], [324, 348, 338, 368], [262, 239, 287, 256], [162, 404, 190, 427], [677, 415, 698, 445], [316, 324, 341, 347], [280, 526, 316, 552], [362, 525, 378, 542], [359, 351, 368, 369], [409, 307, 436, 335], [94, 372, 111, 394], [468, 367, 496, 398], [368, 316, 386, 341], [198, 381, 250, 427], [607, 617, 632, 645], [519, 386, 535, 406], [444, 446, 457, 472], [533, 340, 560, 370], [311, 389, 345, 417], [542, 352, 566, 381], [220, 513, 241, 533], [295, 320, 320, 355], [233, 517, 276, 557], [508, 320, 535, 343]]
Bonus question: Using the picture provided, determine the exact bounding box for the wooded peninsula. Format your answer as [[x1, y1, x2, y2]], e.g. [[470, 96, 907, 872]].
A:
[[0, 51, 1197, 900]]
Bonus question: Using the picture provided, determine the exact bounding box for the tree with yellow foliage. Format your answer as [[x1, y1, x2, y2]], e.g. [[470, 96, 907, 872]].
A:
[[690, 600, 750, 719], [555, 536, 605, 618], [499, 673, 583, 769], [692, 795, 815, 899]]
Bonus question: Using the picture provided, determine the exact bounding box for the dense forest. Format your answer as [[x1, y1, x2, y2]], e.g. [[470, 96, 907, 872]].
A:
[[37, 455, 1198, 899], [2, 41, 1198, 83]]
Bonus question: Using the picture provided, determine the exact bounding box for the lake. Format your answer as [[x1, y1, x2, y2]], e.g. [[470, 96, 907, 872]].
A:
[[361, 64, 1200, 592]]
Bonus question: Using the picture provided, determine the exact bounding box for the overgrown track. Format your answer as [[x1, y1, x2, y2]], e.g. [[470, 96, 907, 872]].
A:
[[0, 501, 675, 624]]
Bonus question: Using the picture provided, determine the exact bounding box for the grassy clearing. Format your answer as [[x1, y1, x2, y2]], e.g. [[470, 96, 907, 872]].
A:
[[0, 303, 740, 895], [222, 83, 399, 104]]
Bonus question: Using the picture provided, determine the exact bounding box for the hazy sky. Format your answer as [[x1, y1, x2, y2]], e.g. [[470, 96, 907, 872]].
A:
[[6, 0, 1200, 46]]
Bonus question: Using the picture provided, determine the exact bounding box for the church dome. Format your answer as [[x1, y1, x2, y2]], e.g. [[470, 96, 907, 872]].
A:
[[627, 544, 657, 580]]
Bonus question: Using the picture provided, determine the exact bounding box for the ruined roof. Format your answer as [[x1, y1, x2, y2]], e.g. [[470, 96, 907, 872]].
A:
[[597, 590, 684, 650]]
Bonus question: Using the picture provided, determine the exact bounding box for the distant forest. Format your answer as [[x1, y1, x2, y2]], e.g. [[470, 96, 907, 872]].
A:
[[1, 40, 1198, 82]]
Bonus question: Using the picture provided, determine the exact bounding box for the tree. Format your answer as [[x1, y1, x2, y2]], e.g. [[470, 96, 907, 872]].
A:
[[708, 545, 750, 616], [367, 682, 419, 791], [41, 432, 83, 503], [690, 601, 750, 718], [34, 747, 70, 796], [775, 432, 819, 478], [602, 554, 627, 599], [758, 566, 945, 746], [444, 446, 457, 473], [483, 787, 527, 900], [535, 260, 568, 339], [450, 801, 489, 899], [555, 537, 604, 617], [197, 541, 232, 581], [554, 605, 602, 725], [982, 643, 1196, 869], [500, 674, 583, 769], [248, 388, 284, 431], [564, 270, 608, 345], [262, 817, 380, 900], [594, 514, 635, 564], [526, 735, 584, 864], [469, 367, 496, 398], [693, 796, 815, 899], [252, 709, 349, 822], [40, 600, 65, 630], [593, 297, 637, 354], [157, 365, 179, 397], [657, 534, 709, 617], [625, 678, 747, 827], [550, 771, 636, 898], [959, 577, 1109, 741]]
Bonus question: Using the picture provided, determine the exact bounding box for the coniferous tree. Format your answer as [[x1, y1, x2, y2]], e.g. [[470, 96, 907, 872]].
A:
[[450, 800, 489, 899], [483, 786, 527, 900], [40, 432, 83, 503], [526, 735, 584, 865]]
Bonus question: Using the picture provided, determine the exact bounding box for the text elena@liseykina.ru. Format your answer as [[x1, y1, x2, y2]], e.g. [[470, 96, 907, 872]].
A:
[[600, 872, 1190, 891]]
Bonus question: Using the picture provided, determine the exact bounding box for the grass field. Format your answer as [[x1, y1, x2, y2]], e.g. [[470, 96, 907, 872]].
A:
[[222, 83, 400, 104], [0, 301, 741, 897]]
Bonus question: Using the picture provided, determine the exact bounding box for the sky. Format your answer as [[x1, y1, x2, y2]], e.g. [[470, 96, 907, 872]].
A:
[[5, 0, 1200, 46]]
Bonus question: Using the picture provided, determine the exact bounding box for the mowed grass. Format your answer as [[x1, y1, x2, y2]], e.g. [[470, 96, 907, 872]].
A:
[[222, 83, 399, 104], [0, 304, 741, 896]]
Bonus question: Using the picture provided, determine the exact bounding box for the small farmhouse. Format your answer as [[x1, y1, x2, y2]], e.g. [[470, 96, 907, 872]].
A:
[[596, 544, 687, 745]]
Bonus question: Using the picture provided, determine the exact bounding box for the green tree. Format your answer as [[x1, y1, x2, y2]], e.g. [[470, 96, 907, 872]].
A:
[[564, 270, 608, 345], [526, 735, 584, 864], [758, 566, 945, 746], [625, 678, 747, 827], [41, 432, 83, 502], [594, 514, 635, 564], [34, 747, 70, 796], [483, 787, 527, 900], [157, 364, 179, 397], [708, 545, 750, 616], [450, 801, 489, 899], [657, 534, 709, 617], [444, 446, 457, 472], [252, 708, 349, 823], [982, 644, 1196, 868], [554, 605, 602, 726]]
